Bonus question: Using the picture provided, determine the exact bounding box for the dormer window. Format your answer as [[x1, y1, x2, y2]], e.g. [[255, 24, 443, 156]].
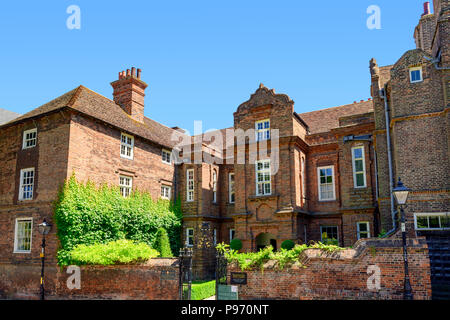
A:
[[255, 119, 270, 141], [409, 66, 423, 83], [22, 128, 37, 149], [120, 133, 134, 160]]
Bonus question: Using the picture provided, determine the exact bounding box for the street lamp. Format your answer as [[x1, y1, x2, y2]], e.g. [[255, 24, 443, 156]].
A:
[[38, 219, 52, 300], [392, 178, 413, 300]]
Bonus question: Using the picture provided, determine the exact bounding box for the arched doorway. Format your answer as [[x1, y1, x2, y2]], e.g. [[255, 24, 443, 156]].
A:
[[255, 233, 277, 252]]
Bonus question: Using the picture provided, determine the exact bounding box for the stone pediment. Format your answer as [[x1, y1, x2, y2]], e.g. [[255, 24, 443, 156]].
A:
[[236, 84, 294, 114]]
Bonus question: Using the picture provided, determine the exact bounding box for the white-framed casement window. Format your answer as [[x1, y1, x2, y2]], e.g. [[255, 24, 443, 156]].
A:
[[255, 119, 270, 141], [256, 160, 271, 196], [229, 228, 235, 242], [120, 133, 134, 160], [162, 149, 172, 164], [19, 168, 35, 201], [161, 185, 171, 200], [229, 173, 235, 203], [212, 171, 217, 203], [186, 169, 194, 202], [213, 228, 217, 246], [22, 128, 37, 149], [186, 228, 194, 247], [14, 218, 33, 253], [119, 175, 133, 197], [317, 166, 335, 201], [357, 222, 371, 240], [320, 225, 338, 243], [410, 66, 423, 83], [415, 213, 450, 230], [352, 146, 367, 188]]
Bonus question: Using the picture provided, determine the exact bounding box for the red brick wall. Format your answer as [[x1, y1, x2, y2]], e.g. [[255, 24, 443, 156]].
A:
[[0, 259, 179, 300], [228, 236, 431, 300]]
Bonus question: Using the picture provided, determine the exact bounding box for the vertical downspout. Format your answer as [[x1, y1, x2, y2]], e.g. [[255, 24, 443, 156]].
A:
[[381, 86, 397, 234]]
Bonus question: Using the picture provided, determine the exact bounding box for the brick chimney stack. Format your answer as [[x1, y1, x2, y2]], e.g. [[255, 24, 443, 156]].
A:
[[413, 2, 436, 54], [111, 67, 148, 123]]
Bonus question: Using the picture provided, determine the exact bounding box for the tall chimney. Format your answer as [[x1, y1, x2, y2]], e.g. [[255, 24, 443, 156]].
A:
[[111, 67, 148, 123], [413, 2, 436, 54], [422, 2, 431, 16]]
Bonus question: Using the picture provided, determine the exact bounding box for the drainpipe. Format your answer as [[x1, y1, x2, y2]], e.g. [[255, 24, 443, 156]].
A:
[[379, 87, 397, 237], [424, 51, 450, 70]]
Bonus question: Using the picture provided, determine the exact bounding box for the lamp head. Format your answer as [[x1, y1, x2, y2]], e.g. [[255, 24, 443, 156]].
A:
[[393, 177, 410, 205], [38, 219, 52, 235]]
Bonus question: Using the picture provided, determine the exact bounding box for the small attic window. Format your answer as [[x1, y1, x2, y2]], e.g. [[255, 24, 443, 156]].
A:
[[409, 66, 423, 83]]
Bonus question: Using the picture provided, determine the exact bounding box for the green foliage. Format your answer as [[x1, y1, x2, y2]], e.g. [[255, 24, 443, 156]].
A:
[[54, 174, 182, 266], [191, 280, 216, 300], [281, 240, 295, 250], [69, 239, 159, 265], [321, 232, 339, 246], [230, 238, 243, 251], [216, 241, 344, 271], [154, 228, 173, 257], [378, 229, 387, 238]]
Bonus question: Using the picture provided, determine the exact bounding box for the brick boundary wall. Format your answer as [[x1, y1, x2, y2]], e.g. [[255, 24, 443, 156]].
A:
[[228, 236, 432, 300], [0, 258, 179, 300]]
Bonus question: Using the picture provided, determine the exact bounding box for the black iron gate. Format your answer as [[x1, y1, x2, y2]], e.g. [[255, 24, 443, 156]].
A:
[[179, 248, 193, 300], [419, 230, 450, 300], [215, 250, 228, 300]]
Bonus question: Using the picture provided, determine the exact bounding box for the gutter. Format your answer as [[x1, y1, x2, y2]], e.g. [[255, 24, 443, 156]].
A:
[[424, 51, 450, 70]]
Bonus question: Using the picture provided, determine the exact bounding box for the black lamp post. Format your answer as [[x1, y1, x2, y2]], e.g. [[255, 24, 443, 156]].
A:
[[392, 178, 413, 300], [38, 219, 52, 300]]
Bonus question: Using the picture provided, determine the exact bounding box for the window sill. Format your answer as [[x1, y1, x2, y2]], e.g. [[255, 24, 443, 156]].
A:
[[13, 251, 31, 254], [248, 194, 279, 201]]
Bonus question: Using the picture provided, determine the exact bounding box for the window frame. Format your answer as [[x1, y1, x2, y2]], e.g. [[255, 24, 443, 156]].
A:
[[120, 132, 134, 160], [229, 228, 235, 242], [414, 212, 450, 230], [14, 217, 33, 253], [19, 167, 35, 201], [119, 175, 133, 197], [162, 149, 172, 164], [229, 173, 235, 204], [161, 185, 171, 200], [22, 128, 37, 150], [212, 170, 217, 203], [357, 221, 371, 240], [255, 119, 270, 141], [186, 169, 194, 202], [320, 225, 339, 243], [317, 166, 336, 201], [255, 159, 271, 196], [186, 228, 194, 247], [351, 146, 367, 188], [409, 66, 423, 83]]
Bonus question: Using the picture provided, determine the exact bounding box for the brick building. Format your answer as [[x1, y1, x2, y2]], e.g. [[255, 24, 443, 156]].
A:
[[0, 1, 448, 290]]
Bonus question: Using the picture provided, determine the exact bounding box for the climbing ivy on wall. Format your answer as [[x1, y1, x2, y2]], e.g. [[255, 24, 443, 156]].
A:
[[54, 174, 182, 266]]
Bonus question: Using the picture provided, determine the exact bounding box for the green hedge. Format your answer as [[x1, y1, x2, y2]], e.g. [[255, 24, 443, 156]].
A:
[[70, 239, 159, 265], [154, 228, 173, 257], [281, 240, 295, 250], [191, 280, 216, 300], [230, 238, 242, 251], [54, 175, 182, 266]]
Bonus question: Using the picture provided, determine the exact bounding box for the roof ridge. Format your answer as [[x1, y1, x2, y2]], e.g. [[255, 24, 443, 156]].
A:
[[298, 100, 372, 115], [67, 85, 84, 106]]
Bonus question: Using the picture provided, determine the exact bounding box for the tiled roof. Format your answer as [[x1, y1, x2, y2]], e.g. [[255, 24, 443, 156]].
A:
[[0, 108, 21, 125], [1, 86, 185, 149], [298, 100, 374, 135]]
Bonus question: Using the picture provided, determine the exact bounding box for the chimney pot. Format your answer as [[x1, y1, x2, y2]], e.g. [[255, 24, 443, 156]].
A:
[[423, 2, 430, 16], [126, 69, 131, 77], [137, 69, 141, 79], [131, 67, 136, 77]]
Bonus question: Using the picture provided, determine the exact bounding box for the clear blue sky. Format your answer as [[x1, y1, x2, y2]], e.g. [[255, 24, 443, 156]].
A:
[[0, 0, 427, 133]]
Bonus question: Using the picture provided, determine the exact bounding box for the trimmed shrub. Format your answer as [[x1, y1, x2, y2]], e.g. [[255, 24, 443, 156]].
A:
[[230, 238, 242, 251], [154, 228, 173, 257], [191, 280, 216, 300], [281, 240, 295, 250], [54, 174, 182, 266], [69, 239, 159, 265]]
